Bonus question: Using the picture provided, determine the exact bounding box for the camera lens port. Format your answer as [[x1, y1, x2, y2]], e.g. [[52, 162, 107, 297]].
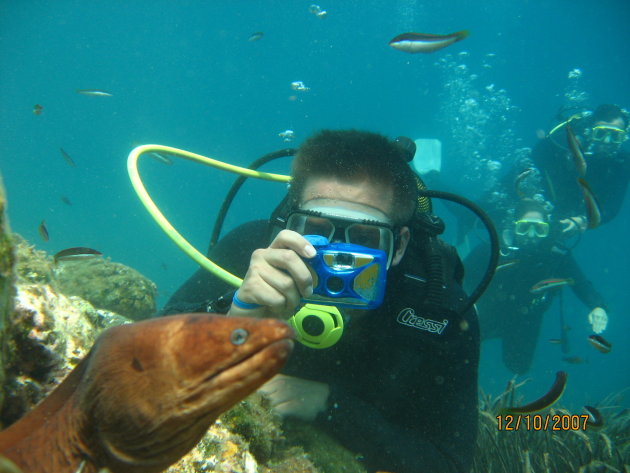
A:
[[326, 276, 344, 293]]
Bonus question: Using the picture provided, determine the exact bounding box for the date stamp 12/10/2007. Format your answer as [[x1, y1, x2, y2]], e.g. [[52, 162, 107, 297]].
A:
[[497, 414, 592, 431]]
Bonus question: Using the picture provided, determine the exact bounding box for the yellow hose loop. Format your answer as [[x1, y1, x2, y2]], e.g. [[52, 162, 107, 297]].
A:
[[127, 144, 291, 287]]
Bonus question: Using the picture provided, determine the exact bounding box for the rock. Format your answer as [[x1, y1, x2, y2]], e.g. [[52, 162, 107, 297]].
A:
[[1, 283, 131, 426], [0, 174, 16, 423], [54, 257, 157, 321]]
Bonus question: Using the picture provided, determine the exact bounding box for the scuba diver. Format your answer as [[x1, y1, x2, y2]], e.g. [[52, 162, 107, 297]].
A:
[[532, 103, 630, 237], [464, 198, 608, 375], [161, 130, 491, 473]]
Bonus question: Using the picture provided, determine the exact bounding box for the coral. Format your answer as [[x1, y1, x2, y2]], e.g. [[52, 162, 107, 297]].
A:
[[220, 393, 286, 463], [54, 257, 157, 320], [262, 446, 320, 473], [283, 421, 367, 473], [166, 407, 322, 473]]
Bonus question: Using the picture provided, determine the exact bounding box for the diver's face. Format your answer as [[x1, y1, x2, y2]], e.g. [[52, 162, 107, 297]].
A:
[[514, 210, 548, 247], [588, 117, 626, 155], [299, 176, 410, 266]]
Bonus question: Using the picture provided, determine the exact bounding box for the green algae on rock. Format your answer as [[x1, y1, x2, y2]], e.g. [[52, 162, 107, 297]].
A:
[[0, 174, 16, 424], [13, 236, 55, 286], [54, 257, 157, 320]]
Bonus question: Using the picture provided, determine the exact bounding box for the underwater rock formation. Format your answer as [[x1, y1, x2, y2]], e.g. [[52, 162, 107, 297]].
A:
[[1, 283, 131, 426], [54, 257, 157, 320], [0, 175, 16, 420]]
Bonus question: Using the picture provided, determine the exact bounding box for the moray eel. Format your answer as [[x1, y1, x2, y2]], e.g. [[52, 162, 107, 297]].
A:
[[0, 313, 294, 473]]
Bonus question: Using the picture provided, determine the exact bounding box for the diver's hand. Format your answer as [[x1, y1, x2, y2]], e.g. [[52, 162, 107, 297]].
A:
[[228, 230, 315, 319], [588, 307, 608, 334], [560, 216, 587, 238], [259, 374, 330, 421]]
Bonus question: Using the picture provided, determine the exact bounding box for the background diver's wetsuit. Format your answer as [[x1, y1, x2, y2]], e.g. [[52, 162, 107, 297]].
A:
[[162, 219, 480, 473], [464, 240, 607, 375], [532, 137, 630, 225]]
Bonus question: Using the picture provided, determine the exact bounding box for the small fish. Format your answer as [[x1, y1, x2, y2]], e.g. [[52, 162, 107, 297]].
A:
[[529, 278, 574, 294], [514, 168, 535, 199], [278, 129, 295, 142], [248, 32, 264, 42], [587, 334, 611, 354], [577, 177, 602, 229], [60, 195, 73, 206], [33, 104, 43, 115], [53, 247, 103, 263], [309, 4, 327, 18], [149, 152, 173, 165], [291, 80, 310, 92], [502, 371, 567, 414], [38, 220, 49, 242], [583, 405, 604, 428], [59, 147, 77, 167], [562, 356, 588, 364], [566, 123, 587, 177], [389, 30, 469, 54], [548, 338, 563, 344], [496, 260, 519, 272], [76, 89, 113, 97]]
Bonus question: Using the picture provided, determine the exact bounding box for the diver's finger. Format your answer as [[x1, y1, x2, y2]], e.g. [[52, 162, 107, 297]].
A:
[[257, 266, 304, 310], [239, 268, 301, 316], [258, 374, 289, 396], [560, 219, 574, 233], [259, 248, 314, 298], [271, 398, 302, 417], [269, 229, 317, 259]]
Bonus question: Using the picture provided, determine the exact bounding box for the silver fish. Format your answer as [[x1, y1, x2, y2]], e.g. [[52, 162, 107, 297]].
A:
[[389, 30, 469, 54], [76, 89, 113, 97]]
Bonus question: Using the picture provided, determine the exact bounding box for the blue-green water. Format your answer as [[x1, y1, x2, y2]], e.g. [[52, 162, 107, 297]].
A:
[[1, 0, 628, 412]]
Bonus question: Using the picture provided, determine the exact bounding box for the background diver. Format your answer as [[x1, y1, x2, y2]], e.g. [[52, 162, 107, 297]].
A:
[[464, 198, 608, 375], [531, 103, 630, 237]]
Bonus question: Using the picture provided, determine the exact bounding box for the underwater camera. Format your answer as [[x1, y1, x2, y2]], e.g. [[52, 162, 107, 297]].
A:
[[302, 235, 387, 309]]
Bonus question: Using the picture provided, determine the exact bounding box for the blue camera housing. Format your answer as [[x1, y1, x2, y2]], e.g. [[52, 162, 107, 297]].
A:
[[302, 235, 387, 309]]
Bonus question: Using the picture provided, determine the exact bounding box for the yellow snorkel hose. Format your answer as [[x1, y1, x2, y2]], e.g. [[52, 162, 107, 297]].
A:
[[127, 144, 290, 287]]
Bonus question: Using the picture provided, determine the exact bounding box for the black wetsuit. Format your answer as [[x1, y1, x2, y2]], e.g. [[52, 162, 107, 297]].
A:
[[532, 138, 630, 225], [163, 220, 480, 473], [465, 240, 606, 375]]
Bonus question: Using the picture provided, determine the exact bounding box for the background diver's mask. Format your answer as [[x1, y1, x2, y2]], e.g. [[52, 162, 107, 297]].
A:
[[514, 219, 550, 238], [590, 125, 627, 145], [285, 206, 398, 268]]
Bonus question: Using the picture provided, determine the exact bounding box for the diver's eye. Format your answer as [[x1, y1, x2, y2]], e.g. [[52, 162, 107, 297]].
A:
[[303, 217, 334, 238], [347, 224, 381, 249], [230, 328, 249, 345]]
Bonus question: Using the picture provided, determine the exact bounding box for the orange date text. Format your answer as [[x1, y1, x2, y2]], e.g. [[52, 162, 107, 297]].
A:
[[496, 414, 589, 431]]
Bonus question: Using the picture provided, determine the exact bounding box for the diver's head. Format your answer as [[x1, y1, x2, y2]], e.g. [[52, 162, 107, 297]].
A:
[[585, 104, 629, 155], [286, 129, 419, 266], [511, 199, 551, 248]]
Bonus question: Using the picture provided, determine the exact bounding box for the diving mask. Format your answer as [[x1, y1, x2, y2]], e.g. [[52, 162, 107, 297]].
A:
[[514, 219, 550, 238], [286, 203, 397, 268], [590, 125, 627, 144]]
